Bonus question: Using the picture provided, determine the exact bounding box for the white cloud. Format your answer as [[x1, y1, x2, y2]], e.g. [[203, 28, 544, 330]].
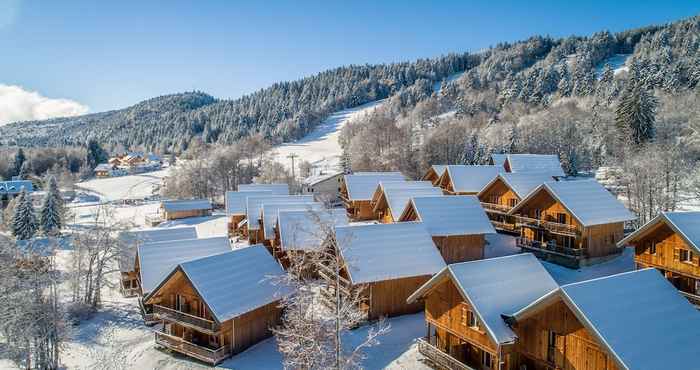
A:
[[0, 84, 89, 125]]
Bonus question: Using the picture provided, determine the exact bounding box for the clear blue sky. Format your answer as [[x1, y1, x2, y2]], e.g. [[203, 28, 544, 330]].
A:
[[1, 0, 699, 113]]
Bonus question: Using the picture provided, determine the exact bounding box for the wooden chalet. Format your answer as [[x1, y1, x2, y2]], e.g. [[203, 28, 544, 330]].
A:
[[504, 269, 700, 370], [618, 211, 700, 307], [274, 208, 349, 270], [399, 195, 496, 263], [224, 190, 272, 237], [117, 227, 198, 297], [160, 199, 212, 221], [135, 236, 231, 323], [407, 254, 558, 370], [491, 153, 566, 179], [477, 173, 553, 233], [145, 246, 290, 365], [245, 195, 314, 244], [421, 165, 447, 186], [370, 181, 443, 223], [326, 222, 446, 320], [436, 165, 501, 195], [508, 180, 635, 268], [237, 183, 290, 195], [340, 172, 405, 220]]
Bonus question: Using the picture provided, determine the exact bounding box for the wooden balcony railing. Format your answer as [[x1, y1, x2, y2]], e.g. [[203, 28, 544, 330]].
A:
[[152, 305, 220, 334], [417, 338, 475, 370], [490, 219, 518, 232], [680, 291, 700, 309], [513, 215, 580, 236], [480, 202, 512, 214], [139, 298, 158, 325], [517, 237, 584, 258], [121, 286, 141, 298], [155, 331, 229, 365]]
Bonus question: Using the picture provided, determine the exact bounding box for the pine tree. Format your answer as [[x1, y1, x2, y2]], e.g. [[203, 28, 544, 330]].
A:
[[615, 83, 657, 146], [12, 188, 38, 240], [40, 176, 63, 236], [86, 140, 108, 169], [339, 147, 352, 174], [12, 148, 26, 178]]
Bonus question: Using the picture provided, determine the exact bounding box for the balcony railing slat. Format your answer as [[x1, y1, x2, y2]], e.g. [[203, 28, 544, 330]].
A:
[[417, 338, 475, 370], [153, 305, 219, 333], [513, 215, 579, 235], [155, 331, 229, 365], [517, 237, 584, 258]]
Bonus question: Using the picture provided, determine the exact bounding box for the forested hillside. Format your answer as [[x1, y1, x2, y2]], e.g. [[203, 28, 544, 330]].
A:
[[0, 54, 476, 151]]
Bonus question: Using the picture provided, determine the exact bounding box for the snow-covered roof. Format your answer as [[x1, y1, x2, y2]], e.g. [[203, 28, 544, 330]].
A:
[[238, 183, 290, 195], [261, 202, 323, 240], [490, 153, 507, 168], [118, 227, 199, 271], [374, 181, 442, 220], [225, 190, 273, 216], [408, 253, 557, 345], [505, 154, 565, 177], [94, 163, 114, 172], [403, 195, 495, 236], [304, 172, 343, 186], [510, 180, 635, 227], [0, 180, 34, 195], [278, 209, 349, 252], [137, 237, 231, 294], [442, 165, 502, 194], [479, 172, 553, 199], [175, 246, 291, 323], [246, 195, 314, 230], [422, 165, 447, 181], [618, 211, 700, 253], [334, 222, 445, 285], [343, 172, 405, 201], [161, 199, 212, 213], [511, 269, 700, 370]]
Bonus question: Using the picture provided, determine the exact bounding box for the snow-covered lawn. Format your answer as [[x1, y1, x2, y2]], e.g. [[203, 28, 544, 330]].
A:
[[76, 169, 170, 202], [271, 100, 384, 173]]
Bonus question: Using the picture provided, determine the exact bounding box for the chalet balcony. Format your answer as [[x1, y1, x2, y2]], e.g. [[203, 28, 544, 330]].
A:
[[152, 305, 220, 334], [121, 285, 141, 298], [480, 202, 512, 214], [417, 338, 475, 370], [513, 215, 580, 236], [139, 298, 158, 325], [517, 237, 585, 268], [155, 331, 229, 365]]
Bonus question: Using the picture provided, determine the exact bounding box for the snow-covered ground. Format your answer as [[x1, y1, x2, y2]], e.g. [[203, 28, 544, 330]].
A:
[[596, 53, 631, 78], [271, 100, 384, 174], [76, 169, 170, 202]]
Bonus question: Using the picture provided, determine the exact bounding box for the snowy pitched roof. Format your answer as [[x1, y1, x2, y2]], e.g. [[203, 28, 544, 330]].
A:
[[510, 180, 635, 227], [238, 183, 290, 195], [479, 172, 553, 199], [442, 165, 502, 193], [408, 253, 557, 345], [94, 163, 114, 172], [261, 202, 323, 240], [171, 246, 290, 323], [161, 199, 212, 213], [403, 195, 495, 236], [373, 181, 442, 220], [343, 172, 405, 201], [334, 222, 445, 285], [510, 269, 700, 370], [505, 154, 565, 177], [422, 165, 447, 181], [225, 190, 273, 216], [0, 180, 34, 195], [303, 172, 343, 186], [137, 237, 231, 294], [618, 211, 700, 253], [246, 195, 314, 230], [490, 153, 507, 168], [118, 227, 199, 271], [278, 209, 349, 252]]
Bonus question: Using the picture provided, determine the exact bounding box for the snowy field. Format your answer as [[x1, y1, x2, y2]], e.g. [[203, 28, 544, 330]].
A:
[[76, 169, 170, 202], [271, 100, 384, 173]]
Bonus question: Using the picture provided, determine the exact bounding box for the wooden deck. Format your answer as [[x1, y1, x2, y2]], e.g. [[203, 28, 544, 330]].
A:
[[514, 215, 579, 236], [417, 338, 474, 370], [155, 331, 229, 365], [139, 298, 158, 325], [480, 202, 511, 214], [152, 305, 220, 334], [517, 237, 584, 268]]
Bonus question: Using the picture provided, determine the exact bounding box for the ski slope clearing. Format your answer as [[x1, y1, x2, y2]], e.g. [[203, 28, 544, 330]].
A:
[[272, 100, 384, 173], [432, 71, 465, 92], [596, 54, 631, 77], [76, 169, 170, 202]]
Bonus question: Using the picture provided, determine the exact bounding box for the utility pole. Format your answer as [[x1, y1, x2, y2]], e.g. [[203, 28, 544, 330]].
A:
[[287, 153, 298, 180]]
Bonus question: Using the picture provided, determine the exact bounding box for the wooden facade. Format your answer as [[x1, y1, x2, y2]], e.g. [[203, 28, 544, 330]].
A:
[[622, 216, 700, 306], [478, 177, 520, 233], [510, 187, 624, 268], [146, 269, 282, 365], [421, 166, 446, 186], [162, 207, 211, 221]]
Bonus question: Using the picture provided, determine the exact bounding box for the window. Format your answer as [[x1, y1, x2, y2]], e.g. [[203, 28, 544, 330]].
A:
[[681, 249, 694, 263], [649, 242, 657, 255], [460, 306, 468, 327], [468, 310, 478, 328], [547, 331, 559, 363], [482, 351, 492, 368], [534, 209, 542, 219], [509, 198, 517, 208], [556, 213, 567, 224]]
